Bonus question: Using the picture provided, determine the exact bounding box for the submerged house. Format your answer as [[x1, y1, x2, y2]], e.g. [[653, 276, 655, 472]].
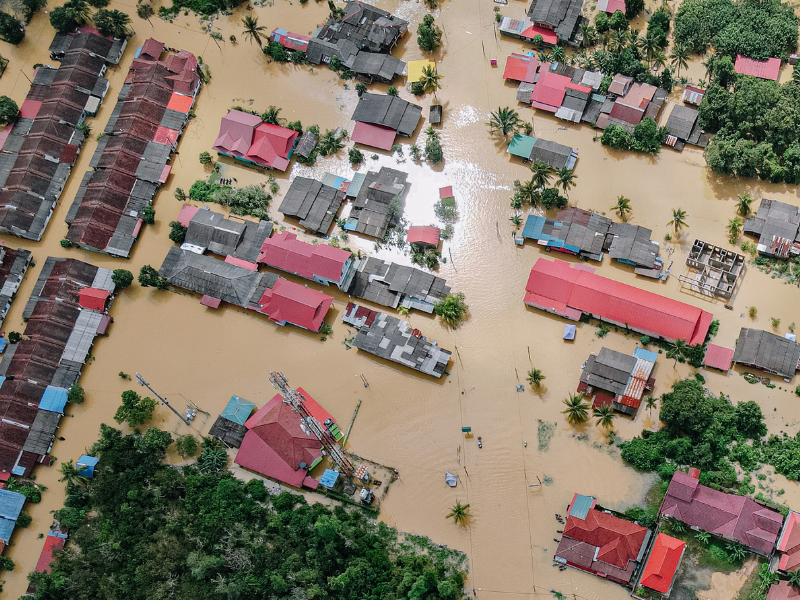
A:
[[554, 493, 650, 584], [664, 104, 708, 150], [350, 93, 422, 150], [660, 470, 783, 556], [0, 245, 33, 328], [524, 258, 713, 345], [257, 231, 357, 290], [743, 199, 800, 259], [180, 206, 272, 265], [343, 303, 451, 377], [734, 55, 781, 81], [507, 134, 578, 169], [596, 81, 667, 132], [212, 110, 298, 171], [208, 395, 255, 448], [309, 1, 408, 55], [0, 32, 116, 242], [0, 257, 116, 476], [732, 328, 800, 379], [269, 28, 310, 52], [0, 489, 26, 546], [348, 167, 408, 238], [606, 222, 661, 274], [521, 208, 610, 260], [578, 347, 657, 415], [347, 257, 450, 313], [526, 0, 585, 46], [278, 176, 344, 236], [776, 511, 800, 574], [679, 239, 744, 299]]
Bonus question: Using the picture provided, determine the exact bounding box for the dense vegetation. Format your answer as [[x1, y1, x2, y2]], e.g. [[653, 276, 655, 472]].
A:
[[159, 0, 241, 18], [601, 117, 668, 154], [188, 181, 271, 219], [621, 377, 800, 504], [674, 0, 798, 59], [28, 425, 468, 600], [700, 59, 800, 181]]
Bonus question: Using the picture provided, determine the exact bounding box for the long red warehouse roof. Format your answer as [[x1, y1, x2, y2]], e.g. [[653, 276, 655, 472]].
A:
[[524, 258, 713, 345]]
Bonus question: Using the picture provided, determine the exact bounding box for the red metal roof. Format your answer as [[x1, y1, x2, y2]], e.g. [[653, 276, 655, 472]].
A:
[[703, 343, 734, 371], [78, 287, 109, 311], [768, 581, 800, 600], [524, 259, 713, 345], [200, 295, 221, 308], [258, 231, 350, 282], [407, 225, 440, 247], [351, 121, 396, 150], [176, 205, 199, 227], [224, 256, 257, 271], [19, 99, 42, 119], [153, 126, 179, 146], [640, 534, 685, 593], [735, 55, 781, 81], [140, 38, 165, 61], [530, 70, 570, 110], [166, 92, 193, 113], [255, 278, 334, 332], [503, 53, 539, 83], [562, 508, 648, 569], [297, 387, 335, 425], [439, 186, 453, 199], [520, 25, 558, 45], [565, 82, 592, 93], [34, 536, 65, 573], [778, 512, 800, 571], [609, 102, 644, 125]]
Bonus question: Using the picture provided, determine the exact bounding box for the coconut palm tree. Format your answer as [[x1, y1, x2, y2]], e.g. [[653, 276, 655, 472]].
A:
[[562, 394, 590, 424], [736, 193, 752, 217], [612, 195, 632, 222], [530, 160, 554, 190], [516, 178, 539, 206], [669, 43, 690, 78], [556, 167, 576, 199], [607, 30, 627, 54], [643, 35, 659, 66], [668, 208, 688, 234], [579, 23, 597, 48], [59, 459, 88, 486], [789, 569, 800, 589], [419, 64, 443, 99], [594, 404, 615, 429], [653, 50, 667, 72], [242, 16, 267, 48], [666, 338, 689, 367], [727, 217, 743, 240], [644, 396, 657, 411], [447, 500, 470, 525], [628, 29, 643, 53], [487, 107, 521, 137], [552, 45, 566, 63], [539, 51, 554, 64], [527, 368, 545, 389]]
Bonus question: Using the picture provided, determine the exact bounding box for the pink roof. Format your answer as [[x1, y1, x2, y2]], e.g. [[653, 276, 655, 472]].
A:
[[609, 102, 644, 125], [704, 344, 734, 371], [153, 126, 179, 146], [255, 278, 333, 331], [351, 121, 396, 150], [159, 165, 172, 183], [503, 53, 540, 83], [20, 99, 42, 119], [439, 186, 453, 199], [520, 25, 558, 45], [78, 287, 109, 311], [235, 394, 322, 488], [778, 512, 800, 571], [176, 205, 199, 227], [530, 70, 570, 110], [735, 55, 781, 81], [768, 581, 800, 600], [407, 225, 440, 246], [661, 471, 783, 555], [270, 28, 310, 52], [0, 123, 11, 150], [224, 256, 257, 270], [166, 93, 194, 113], [212, 111, 296, 170], [212, 110, 260, 156], [297, 387, 335, 424], [565, 82, 592, 93], [525, 259, 713, 345], [35, 536, 65, 573], [622, 82, 657, 109], [200, 295, 221, 308], [258, 231, 350, 283], [600, 0, 626, 12]]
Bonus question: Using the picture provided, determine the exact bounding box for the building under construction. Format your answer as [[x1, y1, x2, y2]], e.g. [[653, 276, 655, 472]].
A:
[[679, 239, 745, 299]]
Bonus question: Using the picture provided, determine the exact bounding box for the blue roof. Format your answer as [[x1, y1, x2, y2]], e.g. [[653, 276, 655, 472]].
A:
[[11, 466, 24, 476], [633, 347, 659, 363], [569, 494, 595, 520], [319, 469, 340, 488], [0, 338, 7, 353], [0, 375, 5, 391], [0, 519, 15, 543], [39, 386, 68, 414], [521, 216, 581, 254], [77, 455, 100, 478], [220, 395, 256, 426], [0, 489, 26, 521], [522, 215, 546, 240]]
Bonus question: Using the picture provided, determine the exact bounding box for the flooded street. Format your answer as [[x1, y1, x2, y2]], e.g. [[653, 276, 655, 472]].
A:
[[2, 0, 800, 597]]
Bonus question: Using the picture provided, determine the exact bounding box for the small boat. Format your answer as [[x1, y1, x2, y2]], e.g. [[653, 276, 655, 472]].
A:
[[477, 436, 482, 449], [724, 304, 734, 310]]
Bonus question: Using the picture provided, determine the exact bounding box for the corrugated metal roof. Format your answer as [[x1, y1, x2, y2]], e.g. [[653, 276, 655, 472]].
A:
[[61, 310, 103, 364], [734, 55, 781, 81]]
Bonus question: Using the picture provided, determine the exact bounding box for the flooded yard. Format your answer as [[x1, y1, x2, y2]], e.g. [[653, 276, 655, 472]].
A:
[[1, 0, 800, 598]]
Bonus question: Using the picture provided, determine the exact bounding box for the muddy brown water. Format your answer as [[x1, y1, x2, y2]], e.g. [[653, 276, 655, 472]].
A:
[[2, 0, 800, 597]]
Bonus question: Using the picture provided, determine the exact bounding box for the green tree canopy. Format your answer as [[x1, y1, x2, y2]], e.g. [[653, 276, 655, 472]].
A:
[[0, 12, 25, 45], [112, 269, 134, 290], [114, 390, 158, 427], [0, 95, 19, 125]]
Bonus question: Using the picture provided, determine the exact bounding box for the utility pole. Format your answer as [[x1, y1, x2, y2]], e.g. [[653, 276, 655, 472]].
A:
[[135, 372, 192, 426]]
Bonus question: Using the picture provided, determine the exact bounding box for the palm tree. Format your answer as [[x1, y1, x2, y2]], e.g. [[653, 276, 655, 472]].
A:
[[59, 459, 88, 486], [419, 64, 443, 99], [552, 45, 566, 63], [556, 167, 576, 199], [607, 30, 627, 54], [562, 394, 590, 425], [242, 16, 267, 48], [527, 368, 545, 389], [612, 195, 632, 222], [736, 193, 752, 217], [516, 178, 539, 206], [643, 35, 658, 66], [669, 43, 690, 78], [668, 208, 688, 234], [727, 217, 743, 240], [644, 396, 657, 412], [653, 50, 667, 72], [137, 2, 155, 24], [530, 160, 553, 190], [487, 107, 521, 137], [579, 23, 596, 48], [666, 338, 688, 367], [628, 29, 643, 53], [71, 0, 93, 26], [594, 404, 615, 429], [788, 569, 800, 589], [446, 500, 470, 525], [539, 51, 554, 63]]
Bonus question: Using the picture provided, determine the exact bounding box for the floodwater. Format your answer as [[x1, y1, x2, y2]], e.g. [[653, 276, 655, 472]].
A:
[[2, 0, 800, 598]]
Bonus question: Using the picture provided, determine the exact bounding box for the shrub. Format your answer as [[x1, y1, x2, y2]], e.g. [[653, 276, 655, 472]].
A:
[[8, 331, 21, 343], [174, 188, 186, 201], [114, 390, 158, 427], [139, 265, 169, 290], [348, 147, 364, 164], [0, 95, 19, 126], [67, 384, 85, 404], [175, 434, 198, 457], [424, 128, 444, 164], [16, 510, 31, 528], [411, 81, 424, 96], [169, 221, 187, 244], [355, 82, 367, 96], [199, 151, 212, 165], [417, 14, 442, 52], [0, 13, 24, 45], [387, 86, 399, 97], [434, 292, 469, 328], [112, 269, 134, 290], [141, 205, 155, 225], [0, 555, 13, 571]]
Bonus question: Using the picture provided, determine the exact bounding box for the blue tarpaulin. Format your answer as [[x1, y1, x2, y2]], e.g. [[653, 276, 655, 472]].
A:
[[0, 489, 25, 521], [77, 455, 100, 478], [220, 395, 256, 426], [39, 386, 69, 414], [319, 469, 340, 488]]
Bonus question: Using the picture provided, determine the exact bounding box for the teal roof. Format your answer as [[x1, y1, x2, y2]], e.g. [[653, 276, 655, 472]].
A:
[[569, 494, 595, 519], [220, 395, 255, 426], [319, 469, 340, 488], [507, 134, 537, 159], [633, 347, 659, 363]]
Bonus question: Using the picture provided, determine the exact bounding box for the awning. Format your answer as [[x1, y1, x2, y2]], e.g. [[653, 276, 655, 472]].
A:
[[200, 295, 221, 308], [158, 164, 172, 183]]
